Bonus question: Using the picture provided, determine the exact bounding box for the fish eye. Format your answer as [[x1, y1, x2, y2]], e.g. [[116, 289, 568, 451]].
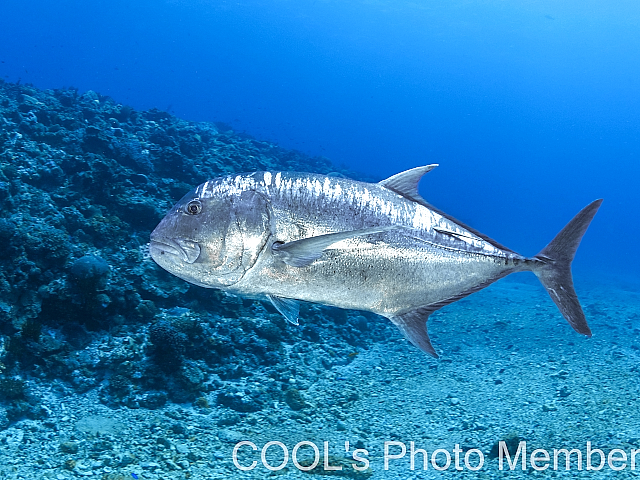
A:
[[185, 199, 202, 215]]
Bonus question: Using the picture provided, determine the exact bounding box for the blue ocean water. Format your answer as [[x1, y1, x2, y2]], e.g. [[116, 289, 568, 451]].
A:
[[1, 2, 639, 478], [1, 0, 638, 279]]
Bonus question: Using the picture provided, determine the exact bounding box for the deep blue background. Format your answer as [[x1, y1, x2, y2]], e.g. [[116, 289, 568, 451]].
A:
[[1, 0, 638, 277]]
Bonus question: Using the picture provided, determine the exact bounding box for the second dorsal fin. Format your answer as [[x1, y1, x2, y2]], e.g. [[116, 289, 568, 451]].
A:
[[378, 164, 438, 204], [380, 164, 518, 254]]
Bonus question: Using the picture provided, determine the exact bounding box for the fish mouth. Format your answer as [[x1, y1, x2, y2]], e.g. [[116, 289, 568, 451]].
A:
[[149, 237, 201, 264]]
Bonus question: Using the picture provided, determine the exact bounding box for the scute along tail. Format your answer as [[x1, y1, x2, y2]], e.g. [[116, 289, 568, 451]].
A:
[[531, 199, 603, 336]]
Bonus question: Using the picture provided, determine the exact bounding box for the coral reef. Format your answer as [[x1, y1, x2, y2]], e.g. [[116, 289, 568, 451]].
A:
[[0, 80, 392, 422]]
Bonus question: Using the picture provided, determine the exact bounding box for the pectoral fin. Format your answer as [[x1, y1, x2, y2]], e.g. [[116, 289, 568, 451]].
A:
[[268, 295, 300, 325], [271, 226, 400, 267]]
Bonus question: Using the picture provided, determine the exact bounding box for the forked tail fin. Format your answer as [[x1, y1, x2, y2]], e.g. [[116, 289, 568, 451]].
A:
[[531, 199, 603, 336]]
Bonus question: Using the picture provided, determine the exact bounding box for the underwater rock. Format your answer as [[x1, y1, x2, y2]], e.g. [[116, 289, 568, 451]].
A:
[[253, 318, 283, 342], [217, 388, 263, 413], [138, 392, 168, 409], [488, 432, 525, 459], [217, 428, 246, 443], [70, 255, 110, 286], [285, 388, 308, 411], [216, 413, 241, 427], [296, 455, 373, 478], [118, 452, 136, 467], [59, 441, 79, 454]]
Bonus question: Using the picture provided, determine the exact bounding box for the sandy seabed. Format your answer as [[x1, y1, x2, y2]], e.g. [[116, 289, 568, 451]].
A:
[[0, 275, 638, 480]]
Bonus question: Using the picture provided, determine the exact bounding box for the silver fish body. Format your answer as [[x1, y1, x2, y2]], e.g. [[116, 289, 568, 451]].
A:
[[150, 166, 602, 357]]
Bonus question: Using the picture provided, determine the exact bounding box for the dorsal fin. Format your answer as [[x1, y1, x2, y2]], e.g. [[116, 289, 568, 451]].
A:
[[380, 164, 517, 254], [378, 165, 438, 204]]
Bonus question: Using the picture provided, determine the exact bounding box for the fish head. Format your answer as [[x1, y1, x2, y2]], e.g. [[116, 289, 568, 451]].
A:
[[150, 186, 271, 288]]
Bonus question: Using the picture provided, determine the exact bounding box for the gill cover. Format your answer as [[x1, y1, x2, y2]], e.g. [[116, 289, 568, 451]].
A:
[[209, 190, 271, 286]]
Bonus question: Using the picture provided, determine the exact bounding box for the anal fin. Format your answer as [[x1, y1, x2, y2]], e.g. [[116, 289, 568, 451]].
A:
[[388, 307, 439, 358]]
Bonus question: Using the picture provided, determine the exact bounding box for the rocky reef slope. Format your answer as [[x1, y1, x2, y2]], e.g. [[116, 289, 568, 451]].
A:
[[0, 80, 393, 425]]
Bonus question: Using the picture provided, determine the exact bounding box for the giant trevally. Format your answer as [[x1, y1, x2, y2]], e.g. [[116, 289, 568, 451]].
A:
[[149, 165, 602, 357]]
